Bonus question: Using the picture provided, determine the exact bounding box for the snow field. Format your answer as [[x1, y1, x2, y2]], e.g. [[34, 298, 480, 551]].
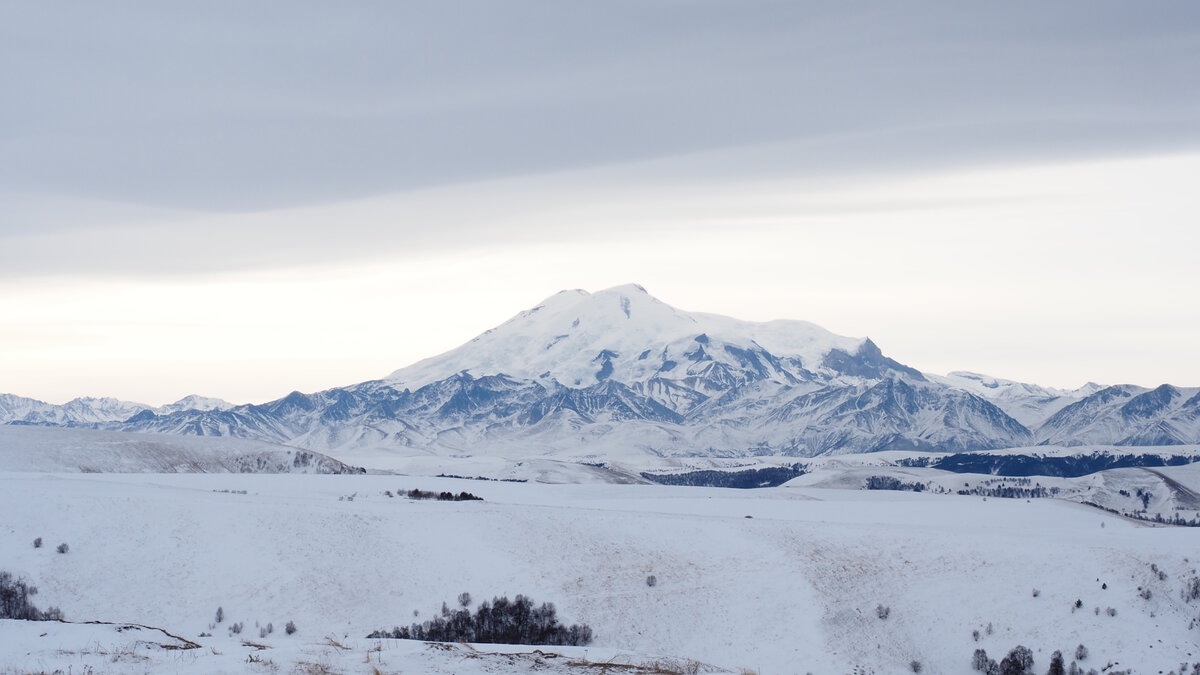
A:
[[1, 473, 1198, 673]]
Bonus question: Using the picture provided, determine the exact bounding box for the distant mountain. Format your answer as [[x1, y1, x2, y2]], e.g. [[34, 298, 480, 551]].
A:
[[6, 285, 1196, 459], [1036, 384, 1200, 446], [0, 393, 234, 426], [929, 371, 1104, 428], [0, 394, 149, 426]]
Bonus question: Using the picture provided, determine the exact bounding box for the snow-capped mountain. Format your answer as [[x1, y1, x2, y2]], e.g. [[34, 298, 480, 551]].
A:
[[1036, 383, 1200, 446], [105, 285, 1031, 458], [387, 284, 865, 390], [7, 285, 1196, 459], [155, 395, 235, 415], [0, 394, 150, 426], [0, 393, 234, 426], [929, 371, 1104, 428]]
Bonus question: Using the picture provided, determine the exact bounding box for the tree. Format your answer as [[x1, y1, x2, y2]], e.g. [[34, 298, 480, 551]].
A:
[[215, 606, 224, 624], [458, 592, 472, 608], [285, 620, 297, 635], [999, 645, 1034, 675], [1074, 644, 1087, 660], [1047, 650, 1064, 675], [0, 572, 63, 622], [32, 538, 42, 549], [973, 649, 990, 671]]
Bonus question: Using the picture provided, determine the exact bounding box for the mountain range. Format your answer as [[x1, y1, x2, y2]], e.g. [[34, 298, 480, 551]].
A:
[[4, 285, 1199, 460]]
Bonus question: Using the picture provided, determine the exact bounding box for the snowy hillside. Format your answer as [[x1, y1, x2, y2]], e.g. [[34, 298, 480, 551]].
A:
[[0, 425, 360, 474], [2, 472, 1198, 674]]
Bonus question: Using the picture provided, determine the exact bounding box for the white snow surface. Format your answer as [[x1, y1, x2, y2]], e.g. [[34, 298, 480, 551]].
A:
[[387, 284, 864, 390], [3, 470, 1200, 674]]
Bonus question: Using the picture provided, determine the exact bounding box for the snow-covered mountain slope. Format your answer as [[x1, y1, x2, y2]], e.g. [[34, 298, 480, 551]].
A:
[[930, 371, 1105, 428], [1037, 384, 1200, 446], [10, 285, 1200, 461], [0, 425, 360, 474]]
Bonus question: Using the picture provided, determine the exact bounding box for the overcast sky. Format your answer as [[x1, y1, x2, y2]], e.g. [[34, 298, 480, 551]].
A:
[[3, 1, 1200, 405]]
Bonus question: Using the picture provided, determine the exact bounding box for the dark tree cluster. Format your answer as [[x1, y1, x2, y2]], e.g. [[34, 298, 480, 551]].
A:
[[641, 465, 806, 489], [402, 488, 483, 502], [956, 478, 1050, 500], [367, 594, 593, 646], [908, 451, 1197, 478], [864, 476, 926, 492], [0, 571, 63, 621], [435, 474, 526, 483]]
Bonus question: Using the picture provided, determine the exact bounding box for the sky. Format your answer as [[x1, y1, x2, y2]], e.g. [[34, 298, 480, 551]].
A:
[[3, 1, 1200, 406]]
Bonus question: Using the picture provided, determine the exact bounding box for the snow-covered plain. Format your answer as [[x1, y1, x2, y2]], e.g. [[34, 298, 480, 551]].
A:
[[3, 470, 1199, 674]]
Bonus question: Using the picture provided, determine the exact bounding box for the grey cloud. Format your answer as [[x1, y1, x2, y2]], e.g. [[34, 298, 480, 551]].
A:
[[2, 0, 1200, 272]]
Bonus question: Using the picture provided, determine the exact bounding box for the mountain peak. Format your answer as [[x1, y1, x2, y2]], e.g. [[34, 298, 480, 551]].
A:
[[387, 285, 865, 390]]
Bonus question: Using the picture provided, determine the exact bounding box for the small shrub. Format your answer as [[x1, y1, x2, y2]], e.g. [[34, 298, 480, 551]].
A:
[[1139, 587, 1151, 600], [1031, 588, 1040, 598], [646, 575, 658, 588], [33, 537, 42, 549], [972, 629, 980, 641], [458, 592, 472, 608], [1106, 607, 1117, 617], [285, 620, 297, 635], [910, 659, 922, 673], [876, 604, 890, 620], [266, 622, 273, 634], [1075, 644, 1088, 660], [56, 543, 69, 554], [1184, 576, 1200, 602], [229, 621, 243, 635]]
